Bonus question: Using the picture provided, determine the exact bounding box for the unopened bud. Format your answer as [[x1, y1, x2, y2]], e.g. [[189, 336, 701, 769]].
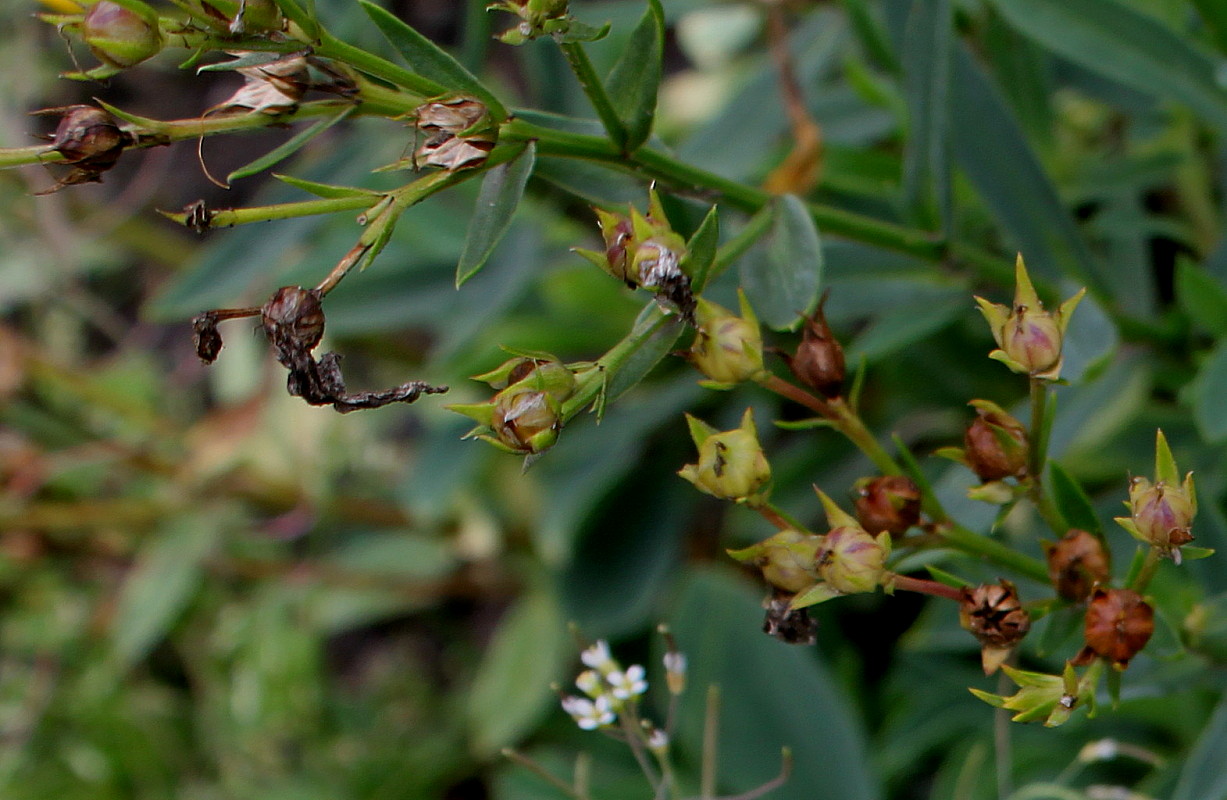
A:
[[817, 526, 889, 595], [963, 400, 1028, 482], [974, 254, 1085, 380], [787, 296, 845, 398], [854, 476, 921, 537], [82, 1, 164, 68], [491, 387, 561, 454], [1114, 430, 1197, 564], [678, 409, 771, 504], [1078, 588, 1153, 670], [727, 529, 822, 594], [684, 293, 765, 386], [960, 580, 1031, 674], [1044, 529, 1110, 601], [472, 355, 576, 402]]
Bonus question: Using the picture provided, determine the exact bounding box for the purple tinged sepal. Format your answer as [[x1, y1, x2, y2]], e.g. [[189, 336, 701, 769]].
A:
[[1114, 429, 1197, 564]]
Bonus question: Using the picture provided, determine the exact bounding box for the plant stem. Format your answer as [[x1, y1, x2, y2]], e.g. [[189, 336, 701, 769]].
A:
[[891, 574, 963, 601], [1128, 547, 1162, 592], [502, 750, 583, 800], [758, 375, 901, 476], [1026, 379, 1066, 534], [939, 523, 1051, 584], [755, 502, 807, 532], [557, 42, 628, 150]]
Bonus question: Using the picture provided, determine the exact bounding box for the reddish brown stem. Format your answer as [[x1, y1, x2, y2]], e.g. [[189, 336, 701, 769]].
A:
[[761, 374, 834, 418], [891, 573, 963, 601]]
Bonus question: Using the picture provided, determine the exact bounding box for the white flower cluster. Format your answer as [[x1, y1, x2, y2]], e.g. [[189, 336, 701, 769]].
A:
[[559, 640, 655, 731]]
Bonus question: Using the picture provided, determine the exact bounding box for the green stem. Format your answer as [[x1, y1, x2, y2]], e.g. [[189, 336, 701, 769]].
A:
[[314, 30, 449, 99], [1027, 379, 1065, 534], [712, 204, 774, 275], [557, 42, 627, 150], [756, 502, 808, 533], [940, 523, 1051, 584], [1128, 547, 1162, 592], [165, 194, 379, 228]]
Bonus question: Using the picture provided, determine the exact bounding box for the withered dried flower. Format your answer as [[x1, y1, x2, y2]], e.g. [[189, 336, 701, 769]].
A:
[[33, 105, 131, 191], [854, 475, 921, 537], [762, 591, 818, 645], [415, 98, 496, 171], [191, 286, 447, 413]]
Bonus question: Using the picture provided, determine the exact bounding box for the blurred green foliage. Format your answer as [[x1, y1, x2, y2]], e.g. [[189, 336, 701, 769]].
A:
[[4, 1, 1227, 799]]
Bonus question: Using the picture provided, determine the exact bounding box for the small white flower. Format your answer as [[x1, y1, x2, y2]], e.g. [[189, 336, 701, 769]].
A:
[[607, 664, 647, 699], [581, 640, 613, 670], [561, 694, 615, 730], [575, 669, 603, 698], [647, 728, 669, 751]]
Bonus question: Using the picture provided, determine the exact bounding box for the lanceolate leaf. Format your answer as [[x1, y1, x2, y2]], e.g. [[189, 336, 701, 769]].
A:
[[683, 205, 720, 293], [274, 174, 380, 199], [359, 0, 507, 119], [456, 142, 536, 287], [901, 0, 952, 232], [604, 0, 664, 151], [1194, 343, 1227, 443], [1176, 256, 1227, 337], [1047, 462, 1101, 536], [986, 0, 1227, 133], [226, 106, 355, 184], [111, 515, 226, 669], [739, 194, 823, 331]]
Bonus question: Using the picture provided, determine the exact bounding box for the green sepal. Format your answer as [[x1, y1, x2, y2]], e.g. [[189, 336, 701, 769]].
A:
[[924, 564, 970, 589], [683, 413, 718, 448], [814, 488, 859, 529], [789, 582, 841, 609], [553, 19, 610, 43], [447, 402, 496, 427], [1153, 429, 1179, 486]]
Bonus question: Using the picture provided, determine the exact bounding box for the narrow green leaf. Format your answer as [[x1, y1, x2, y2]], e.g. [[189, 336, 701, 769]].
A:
[[1173, 690, 1227, 799], [456, 142, 536, 287], [668, 568, 880, 800], [1047, 462, 1101, 536], [986, 0, 1227, 133], [739, 195, 823, 331], [603, 304, 684, 403], [682, 205, 720, 293], [838, 0, 899, 72], [197, 51, 286, 73], [359, 0, 507, 119], [273, 173, 380, 199], [226, 107, 354, 184], [111, 515, 225, 668], [950, 45, 1098, 287], [466, 586, 568, 756], [901, 0, 952, 232], [603, 0, 664, 151], [1187, 341, 1227, 436], [924, 564, 971, 589], [1176, 256, 1227, 337]]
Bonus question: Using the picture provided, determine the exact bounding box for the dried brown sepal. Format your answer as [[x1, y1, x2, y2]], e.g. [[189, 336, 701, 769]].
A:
[[192, 312, 224, 363], [182, 200, 214, 234], [960, 580, 1031, 674], [415, 97, 496, 171], [1075, 587, 1154, 670], [763, 591, 817, 645], [854, 475, 921, 537], [786, 294, 845, 398], [1044, 529, 1111, 602]]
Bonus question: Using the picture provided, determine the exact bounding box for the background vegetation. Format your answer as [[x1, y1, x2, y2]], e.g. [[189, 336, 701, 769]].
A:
[[4, 0, 1227, 798]]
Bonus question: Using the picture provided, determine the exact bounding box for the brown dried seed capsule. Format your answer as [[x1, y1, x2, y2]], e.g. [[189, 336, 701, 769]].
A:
[[960, 581, 1031, 647], [1080, 587, 1153, 669], [261, 286, 325, 359], [1044, 529, 1111, 601], [788, 296, 845, 398], [854, 475, 921, 537]]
